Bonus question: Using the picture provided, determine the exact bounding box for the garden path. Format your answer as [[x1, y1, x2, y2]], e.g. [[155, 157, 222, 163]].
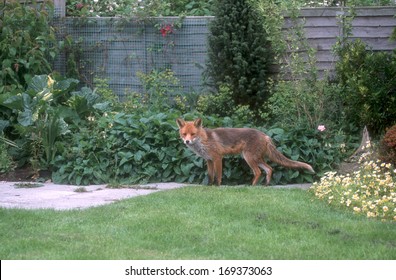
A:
[[0, 182, 311, 210]]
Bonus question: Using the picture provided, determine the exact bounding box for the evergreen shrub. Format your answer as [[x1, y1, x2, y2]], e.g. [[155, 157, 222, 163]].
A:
[[205, 0, 273, 113]]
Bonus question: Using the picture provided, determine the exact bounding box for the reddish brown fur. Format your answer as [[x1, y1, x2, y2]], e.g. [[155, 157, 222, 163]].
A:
[[176, 118, 315, 185]]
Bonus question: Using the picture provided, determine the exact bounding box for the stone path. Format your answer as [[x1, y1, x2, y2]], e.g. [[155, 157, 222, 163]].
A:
[[0, 181, 311, 210]]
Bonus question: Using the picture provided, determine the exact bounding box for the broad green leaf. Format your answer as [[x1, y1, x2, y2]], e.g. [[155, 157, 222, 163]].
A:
[[0, 120, 9, 132], [3, 94, 24, 110], [17, 109, 33, 126], [27, 75, 49, 93], [54, 78, 79, 91]]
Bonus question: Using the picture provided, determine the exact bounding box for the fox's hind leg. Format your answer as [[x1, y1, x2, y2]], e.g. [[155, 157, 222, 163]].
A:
[[242, 152, 262, 185], [258, 161, 273, 185], [243, 152, 273, 185]]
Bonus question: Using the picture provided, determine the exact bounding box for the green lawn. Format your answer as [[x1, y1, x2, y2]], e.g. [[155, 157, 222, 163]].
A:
[[0, 186, 395, 259]]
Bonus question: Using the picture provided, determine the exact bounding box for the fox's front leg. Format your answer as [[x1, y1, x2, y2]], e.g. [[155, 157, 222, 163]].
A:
[[213, 156, 223, 186], [206, 160, 215, 185]]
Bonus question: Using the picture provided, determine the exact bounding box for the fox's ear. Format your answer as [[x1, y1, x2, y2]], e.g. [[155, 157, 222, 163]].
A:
[[194, 118, 202, 128], [176, 118, 185, 128]]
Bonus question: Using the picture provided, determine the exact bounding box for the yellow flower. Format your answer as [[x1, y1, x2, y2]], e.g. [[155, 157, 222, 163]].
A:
[[47, 75, 54, 87], [367, 211, 376, 218], [346, 199, 351, 207], [383, 206, 389, 212]]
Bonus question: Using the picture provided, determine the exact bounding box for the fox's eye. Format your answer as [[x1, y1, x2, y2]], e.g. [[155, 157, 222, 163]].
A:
[[182, 133, 187, 137]]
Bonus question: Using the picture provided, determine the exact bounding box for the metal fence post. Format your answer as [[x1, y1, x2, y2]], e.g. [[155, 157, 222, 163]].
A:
[[53, 0, 65, 17]]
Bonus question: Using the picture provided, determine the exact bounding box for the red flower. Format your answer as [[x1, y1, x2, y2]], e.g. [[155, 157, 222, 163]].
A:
[[76, 3, 84, 10], [160, 24, 173, 37]]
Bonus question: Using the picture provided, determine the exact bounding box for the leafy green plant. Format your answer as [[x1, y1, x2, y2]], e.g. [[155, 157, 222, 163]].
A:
[[0, 134, 18, 149], [0, 0, 58, 95], [197, 84, 257, 125], [254, 2, 358, 175], [261, 4, 347, 131], [2, 75, 78, 169], [66, 0, 214, 17], [51, 106, 357, 186], [93, 77, 118, 104], [264, 124, 359, 184], [267, 79, 345, 130], [205, 0, 273, 113], [125, 69, 183, 113], [52, 110, 203, 185], [52, 110, 248, 185], [0, 141, 14, 173], [66, 0, 130, 17], [184, 0, 214, 15], [335, 39, 396, 136], [254, 0, 287, 63]]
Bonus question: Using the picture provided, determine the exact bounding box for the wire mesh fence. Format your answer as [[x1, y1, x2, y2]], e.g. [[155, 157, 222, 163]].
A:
[[53, 17, 212, 99]]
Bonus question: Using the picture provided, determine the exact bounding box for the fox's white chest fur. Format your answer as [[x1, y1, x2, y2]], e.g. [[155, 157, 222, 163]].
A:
[[186, 138, 212, 160]]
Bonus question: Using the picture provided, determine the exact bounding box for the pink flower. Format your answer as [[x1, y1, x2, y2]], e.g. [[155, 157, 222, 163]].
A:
[[76, 3, 84, 10], [317, 125, 326, 132]]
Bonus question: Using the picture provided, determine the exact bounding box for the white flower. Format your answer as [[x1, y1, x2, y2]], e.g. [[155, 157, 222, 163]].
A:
[[317, 125, 326, 132]]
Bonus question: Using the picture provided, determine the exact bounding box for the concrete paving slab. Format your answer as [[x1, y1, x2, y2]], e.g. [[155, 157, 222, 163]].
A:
[[0, 181, 186, 210], [0, 181, 311, 210]]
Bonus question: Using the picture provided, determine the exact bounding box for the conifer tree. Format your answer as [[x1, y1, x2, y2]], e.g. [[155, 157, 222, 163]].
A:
[[205, 0, 273, 110]]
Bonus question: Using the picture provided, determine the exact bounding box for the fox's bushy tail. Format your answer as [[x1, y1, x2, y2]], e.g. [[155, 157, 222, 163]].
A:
[[266, 140, 315, 173]]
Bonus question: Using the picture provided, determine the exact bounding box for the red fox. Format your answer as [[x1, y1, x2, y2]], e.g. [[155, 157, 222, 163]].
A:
[[176, 118, 315, 185]]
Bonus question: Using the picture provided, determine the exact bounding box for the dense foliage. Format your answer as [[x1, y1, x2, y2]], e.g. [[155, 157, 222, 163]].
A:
[[0, 0, 58, 96], [66, 0, 214, 17], [1, 72, 357, 186], [205, 0, 273, 112], [65, 0, 396, 17], [50, 100, 357, 186], [335, 39, 396, 136]]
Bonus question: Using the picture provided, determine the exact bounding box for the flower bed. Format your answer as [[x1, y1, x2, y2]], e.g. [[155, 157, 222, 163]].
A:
[[311, 151, 396, 222]]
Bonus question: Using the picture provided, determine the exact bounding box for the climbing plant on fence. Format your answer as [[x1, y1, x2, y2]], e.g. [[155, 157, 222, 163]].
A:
[[0, 0, 58, 95]]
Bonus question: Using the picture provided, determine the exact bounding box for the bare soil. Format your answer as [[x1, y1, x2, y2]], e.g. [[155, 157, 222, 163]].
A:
[[0, 166, 51, 182]]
